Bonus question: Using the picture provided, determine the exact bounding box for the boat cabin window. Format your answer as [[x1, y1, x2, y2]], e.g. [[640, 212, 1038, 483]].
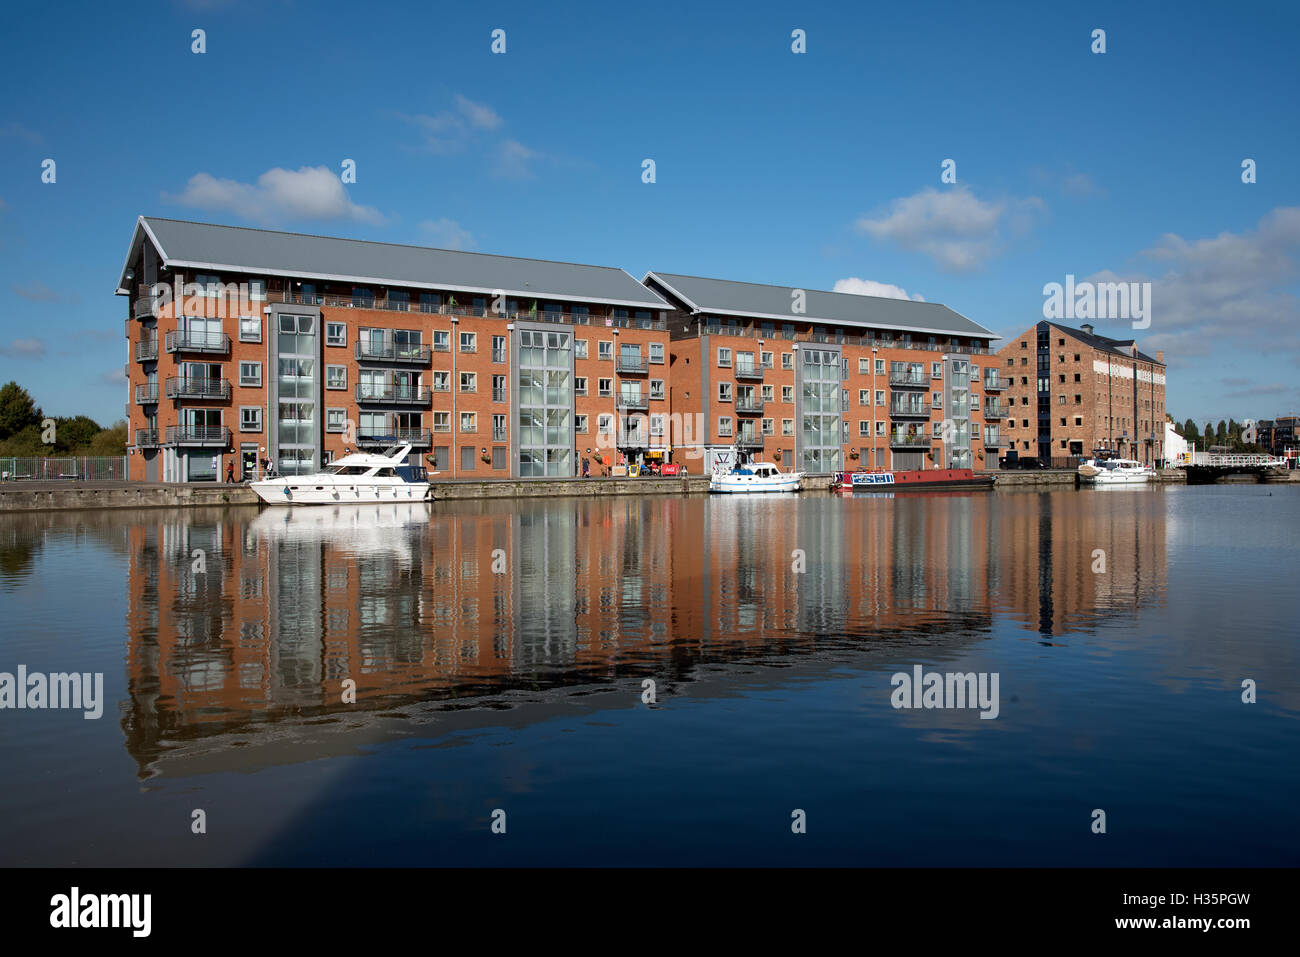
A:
[[327, 464, 370, 475], [373, 467, 397, 478]]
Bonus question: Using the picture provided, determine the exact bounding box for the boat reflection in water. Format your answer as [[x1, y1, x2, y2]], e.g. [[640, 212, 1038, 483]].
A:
[[121, 491, 1167, 777]]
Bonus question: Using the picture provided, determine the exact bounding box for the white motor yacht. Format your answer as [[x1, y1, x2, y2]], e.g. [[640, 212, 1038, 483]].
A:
[[1078, 458, 1155, 485], [709, 461, 804, 493], [251, 444, 433, 504]]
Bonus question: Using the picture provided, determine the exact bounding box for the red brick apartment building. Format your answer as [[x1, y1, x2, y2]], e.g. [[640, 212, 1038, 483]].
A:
[[995, 320, 1167, 466], [641, 273, 1003, 473], [117, 218, 671, 481]]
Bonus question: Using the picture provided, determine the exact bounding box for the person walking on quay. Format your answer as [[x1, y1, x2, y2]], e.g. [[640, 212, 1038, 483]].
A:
[[225, 459, 235, 484], [582, 456, 590, 478]]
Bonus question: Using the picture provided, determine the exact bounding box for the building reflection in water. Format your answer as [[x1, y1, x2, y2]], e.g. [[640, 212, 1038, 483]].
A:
[[121, 490, 1166, 773]]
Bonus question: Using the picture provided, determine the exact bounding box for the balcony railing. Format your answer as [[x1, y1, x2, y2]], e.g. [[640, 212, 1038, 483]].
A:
[[164, 425, 230, 447], [165, 330, 230, 354], [354, 384, 432, 406], [617, 356, 648, 374], [355, 340, 432, 364], [888, 399, 929, 418], [135, 429, 160, 449], [984, 435, 1006, 448], [889, 430, 931, 448], [734, 364, 765, 381], [983, 375, 1010, 391], [617, 430, 648, 446], [735, 434, 764, 448], [492, 349, 508, 363], [492, 388, 507, 402], [166, 377, 231, 400], [616, 393, 649, 410], [135, 383, 159, 405], [492, 428, 508, 442], [889, 371, 928, 388], [695, 322, 992, 354], [134, 339, 158, 362], [133, 292, 161, 319], [983, 402, 1007, 419], [356, 428, 432, 448], [735, 398, 765, 414]]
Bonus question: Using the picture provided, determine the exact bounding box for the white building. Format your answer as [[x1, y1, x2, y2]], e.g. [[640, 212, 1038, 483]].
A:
[[1164, 420, 1189, 465]]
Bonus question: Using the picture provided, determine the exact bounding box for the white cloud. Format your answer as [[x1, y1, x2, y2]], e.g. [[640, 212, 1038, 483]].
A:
[[419, 218, 476, 250], [455, 95, 502, 130], [0, 337, 46, 358], [854, 186, 1044, 272], [403, 94, 504, 153], [1030, 163, 1106, 198], [164, 166, 383, 225], [495, 140, 539, 180], [832, 277, 925, 301], [14, 281, 72, 303]]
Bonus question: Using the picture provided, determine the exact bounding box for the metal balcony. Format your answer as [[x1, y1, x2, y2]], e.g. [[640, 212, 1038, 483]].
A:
[[983, 375, 1010, 391], [734, 398, 765, 414], [616, 393, 649, 411], [165, 330, 230, 354], [734, 364, 765, 381], [983, 403, 1007, 419], [983, 436, 1007, 448], [354, 384, 432, 406], [616, 356, 648, 374], [166, 377, 231, 400], [133, 291, 161, 319], [889, 431, 931, 448], [356, 428, 431, 448], [164, 426, 230, 447], [135, 429, 160, 449], [135, 383, 159, 405], [354, 340, 432, 364], [617, 430, 648, 446], [889, 372, 928, 389], [735, 434, 764, 449], [888, 401, 929, 419], [135, 339, 158, 362]]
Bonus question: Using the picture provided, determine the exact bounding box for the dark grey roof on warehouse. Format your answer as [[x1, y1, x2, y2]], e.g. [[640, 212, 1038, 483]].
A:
[[1044, 321, 1163, 365], [644, 271, 998, 340], [117, 217, 670, 309]]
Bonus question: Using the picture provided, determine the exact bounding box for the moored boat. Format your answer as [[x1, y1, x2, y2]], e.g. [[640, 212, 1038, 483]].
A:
[[1078, 458, 1154, 485], [832, 468, 994, 492], [709, 461, 804, 493], [251, 444, 433, 504]]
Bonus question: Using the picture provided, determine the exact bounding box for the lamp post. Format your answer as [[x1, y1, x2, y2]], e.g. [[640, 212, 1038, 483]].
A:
[[871, 347, 878, 468]]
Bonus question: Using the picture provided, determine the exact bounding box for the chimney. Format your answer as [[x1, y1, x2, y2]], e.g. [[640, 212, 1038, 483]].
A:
[[1156, 350, 1164, 365], [1131, 343, 1138, 357], [1080, 323, 1094, 336]]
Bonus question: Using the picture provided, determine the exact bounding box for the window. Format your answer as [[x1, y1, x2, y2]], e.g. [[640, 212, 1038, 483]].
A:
[[650, 379, 665, 400], [761, 351, 774, 368], [718, 382, 732, 402], [575, 414, 588, 433], [492, 414, 507, 441], [325, 365, 346, 390], [1059, 395, 1066, 405], [933, 421, 944, 437], [492, 375, 506, 402], [761, 384, 774, 402], [598, 378, 612, 397], [239, 361, 262, 387], [248, 280, 265, 301], [875, 359, 885, 376], [598, 341, 613, 360], [859, 421, 870, 436], [325, 322, 345, 346], [492, 335, 507, 362], [932, 362, 942, 378], [240, 407, 262, 432], [1074, 416, 1083, 426], [325, 408, 346, 433], [460, 412, 477, 433], [858, 390, 869, 406], [972, 394, 980, 411], [651, 415, 665, 436], [650, 342, 664, 364], [460, 372, 476, 393], [1074, 394, 1082, 404], [575, 376, 588, 396], [574, 339, 588, 359], [1074, 354, 1081, 362], [460, 331, 476, 353], [717, 347, 731, 367], [877, 390, 887, 407], [433, 412, 450, 432], [598, 414, 613, 435], [432, 371, 450, 391], [762, 418, 774, 435], [718, 416, 732, 436], [782, 353, 794, 369], [239, 317, 262, 342], [858, 358, 870, 374], [782, 386, 793, 403], [433, 330, 450, 352], [782, 418, 794, 436], [195, 273, 221, 296]]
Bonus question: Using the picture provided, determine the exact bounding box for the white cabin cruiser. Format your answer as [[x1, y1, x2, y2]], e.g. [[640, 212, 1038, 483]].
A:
[[709, 461, 804, 493], [251, 444, 433, 504], [1078, 457, 1154, 485]]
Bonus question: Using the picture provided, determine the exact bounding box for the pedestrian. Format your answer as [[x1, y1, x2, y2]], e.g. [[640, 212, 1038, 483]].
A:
[[582, 457, 590, 478], [225, 460, 235, 484]]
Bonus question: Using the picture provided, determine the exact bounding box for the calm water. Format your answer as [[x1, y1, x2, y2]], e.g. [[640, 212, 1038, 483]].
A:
[[1, 485, 1296, 866]]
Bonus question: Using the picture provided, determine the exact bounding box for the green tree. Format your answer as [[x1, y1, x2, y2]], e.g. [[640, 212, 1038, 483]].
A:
[[0, 381, 40, 440], [88, 421, 128, 455], [0, 424, 49, 456], [54, 415, 102, 452], [1183, 419, 1200, 445], [1216, 420, 1228, 446]]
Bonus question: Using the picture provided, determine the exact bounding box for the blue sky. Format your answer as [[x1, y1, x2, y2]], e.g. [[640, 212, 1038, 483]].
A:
[[0, 0, 1297, 424]]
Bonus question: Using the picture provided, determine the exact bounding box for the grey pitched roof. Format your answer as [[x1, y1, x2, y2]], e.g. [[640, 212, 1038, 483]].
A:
[[644, 271, 997, 340], [117, 217, 670, 309], [1045, 321, 1162, 365]]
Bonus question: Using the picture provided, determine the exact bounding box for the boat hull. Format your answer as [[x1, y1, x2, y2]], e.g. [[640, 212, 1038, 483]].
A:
[[709, 474, 804, 493], [1081, 472, 1151, 486], [833, 468, 993, 492], [251, 479, 430, 505]]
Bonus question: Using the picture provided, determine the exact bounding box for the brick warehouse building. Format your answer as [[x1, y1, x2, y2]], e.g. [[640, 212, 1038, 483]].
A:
[[642, 272, 1003, 473], [117, 218, 672, 481], [994, 320, 1167, 466]]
